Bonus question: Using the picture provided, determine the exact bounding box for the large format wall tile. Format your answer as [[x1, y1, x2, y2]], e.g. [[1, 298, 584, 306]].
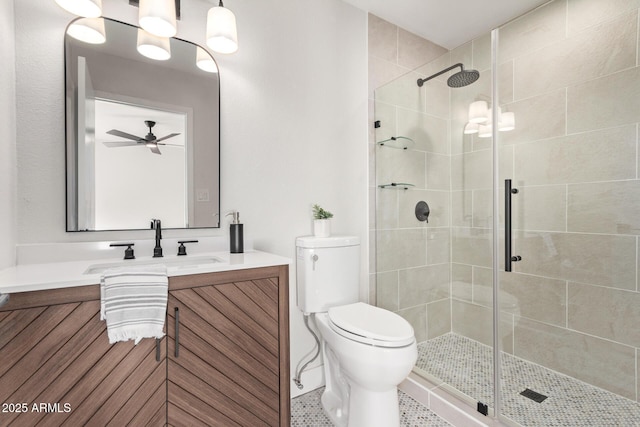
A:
[[474, 267, 567, 327], [426, 153, 450, 190], [376, 228, 427, 272], [515, 231, 636, 290], [452, 263, 473, 302], [398, 189, 449, 228], [452, 299, 493, 347], [398, 264, 450, 309], [375, 187, 398, 229], [427, 298, 451, 339], [567, 67, 640, 133], [451, 190, 473, 227], [369, 55, 411, 100], [514, 318, 637, 400], [568, 282, 640, 347], [397, 108, 449, 154], [514, 12, 637, 100], [451, 147, 513, 191], [376, 271, 399, 311], [498, 0, 567, 63], [511, 185, 567, 232], [399, 305, 427, 343], [368, 14, 398, 62], [427, 228, 450, 265], [376, 146, 426, 188], [567, 0, 640, 35], [374, 100, 397, 143], [398, 28, 448, 71], [500, 90, 566, 145], [568, 180, 640, 235], [514, 125, 637, 185], [451, 227, 492, 267], [375, 70, 426, 112]]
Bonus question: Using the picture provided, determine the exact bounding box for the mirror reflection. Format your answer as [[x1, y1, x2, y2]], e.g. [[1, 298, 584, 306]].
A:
[[65, 17, 220, 231]]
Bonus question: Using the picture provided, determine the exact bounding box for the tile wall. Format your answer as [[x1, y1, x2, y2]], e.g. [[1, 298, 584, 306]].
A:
[[368, 15, 450, 342], [370, 0, 640, 404], [450, 0, 640, 402]]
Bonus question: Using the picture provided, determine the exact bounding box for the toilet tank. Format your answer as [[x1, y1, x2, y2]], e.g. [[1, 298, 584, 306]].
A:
[[296, 235, 360, 314]]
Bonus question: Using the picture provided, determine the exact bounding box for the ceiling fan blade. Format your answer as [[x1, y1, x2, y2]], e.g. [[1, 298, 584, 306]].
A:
[[149, 145, 162, 155], [107, 129, 144, 141], [156, 142, 184, 147], [154, 133, 181, 143], [103, 141, 139, 148]]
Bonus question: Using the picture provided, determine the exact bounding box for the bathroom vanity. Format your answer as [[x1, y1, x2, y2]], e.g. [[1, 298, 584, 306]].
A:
[[0, 251, 290, 426]]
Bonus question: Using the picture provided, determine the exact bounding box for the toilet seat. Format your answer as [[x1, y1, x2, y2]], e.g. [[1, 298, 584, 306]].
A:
[[327, 302, 415, 348]]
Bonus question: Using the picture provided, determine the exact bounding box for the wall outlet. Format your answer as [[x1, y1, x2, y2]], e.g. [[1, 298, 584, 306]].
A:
[[196, 189, 209, 202]]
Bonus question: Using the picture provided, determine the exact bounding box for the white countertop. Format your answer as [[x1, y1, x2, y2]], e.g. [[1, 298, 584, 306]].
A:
[[0, 250, 291, 294]]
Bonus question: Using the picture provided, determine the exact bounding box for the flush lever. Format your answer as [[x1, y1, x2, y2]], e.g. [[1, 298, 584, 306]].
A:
[[311, 254, 319, 270]]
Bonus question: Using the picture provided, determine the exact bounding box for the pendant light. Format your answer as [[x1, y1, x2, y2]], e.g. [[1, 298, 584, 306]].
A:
[[196, 46, 219, 73], [137, 29, 171, 61], [139, 0, 177, 38], [55, 0, 102, 18], [206, 0, 238, 54], [66, 17, 106, 44]]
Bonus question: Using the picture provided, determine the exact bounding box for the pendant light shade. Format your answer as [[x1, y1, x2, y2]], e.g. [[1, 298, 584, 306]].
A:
[[196, 46, 219, 73], [55, 0, 102, 18], [468, 100, 489, 124], [499, 112, 516, 132], [137, 29, 171, 61], [478, 124, 493, 138], [139, 0, 177, 38], [67, 17, 106, 44], [463, 122, 479, 135], [206, 2, 238, 54]]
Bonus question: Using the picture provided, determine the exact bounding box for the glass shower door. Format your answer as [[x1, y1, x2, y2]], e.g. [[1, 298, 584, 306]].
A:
[[373, 48, 498, 411], [495, 0, 640, 424]]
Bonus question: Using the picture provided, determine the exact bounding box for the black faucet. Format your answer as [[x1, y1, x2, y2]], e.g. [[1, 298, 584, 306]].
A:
[[151, 219, 163, 258]]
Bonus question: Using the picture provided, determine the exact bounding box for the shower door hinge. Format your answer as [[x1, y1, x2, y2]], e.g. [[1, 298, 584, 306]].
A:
[[477, 402, 488, 416], [374, 120, 381, 128]]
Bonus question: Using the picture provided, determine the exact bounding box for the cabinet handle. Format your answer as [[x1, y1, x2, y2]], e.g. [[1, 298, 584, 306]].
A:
[[174, 307, 180, 358], [155, 338, 161, 362]]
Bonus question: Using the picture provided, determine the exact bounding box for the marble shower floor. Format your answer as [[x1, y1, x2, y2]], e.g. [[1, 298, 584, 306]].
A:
[[417, 333, 640, 427], [291, 387, 452, 427]]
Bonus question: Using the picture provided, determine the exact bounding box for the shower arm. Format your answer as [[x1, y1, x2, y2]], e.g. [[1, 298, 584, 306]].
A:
[[417, 63, 463, 87]]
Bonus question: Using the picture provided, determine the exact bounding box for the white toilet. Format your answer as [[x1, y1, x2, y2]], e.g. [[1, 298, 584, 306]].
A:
[[296, 236, 417, 427]]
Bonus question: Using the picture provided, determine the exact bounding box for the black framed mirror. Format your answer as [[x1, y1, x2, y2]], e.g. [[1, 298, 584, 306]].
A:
[[64, 17, 220, 231]]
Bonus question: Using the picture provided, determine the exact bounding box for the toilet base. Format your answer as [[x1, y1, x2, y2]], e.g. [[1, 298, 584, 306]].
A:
[[321, 385, 400, 427]]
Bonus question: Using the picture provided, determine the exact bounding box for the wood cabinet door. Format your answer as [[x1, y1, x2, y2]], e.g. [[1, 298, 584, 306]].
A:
[[167, 278, 285, 426], [0, 299, 166, 426]]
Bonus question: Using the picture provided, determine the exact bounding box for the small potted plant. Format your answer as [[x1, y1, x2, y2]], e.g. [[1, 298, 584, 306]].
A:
[[312, 204, 333, 237]]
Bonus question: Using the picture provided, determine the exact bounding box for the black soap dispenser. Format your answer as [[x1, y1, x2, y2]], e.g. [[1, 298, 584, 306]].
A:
[[226, 211, 244, 253]]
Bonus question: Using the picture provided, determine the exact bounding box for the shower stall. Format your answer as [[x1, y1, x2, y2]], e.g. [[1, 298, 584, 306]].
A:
[[373, 0, 640, 425]]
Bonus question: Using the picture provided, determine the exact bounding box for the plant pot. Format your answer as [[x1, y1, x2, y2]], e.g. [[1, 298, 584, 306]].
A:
[[314, 219, 331, 237]]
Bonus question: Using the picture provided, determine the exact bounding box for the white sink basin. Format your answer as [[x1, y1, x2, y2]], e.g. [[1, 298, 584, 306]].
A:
[[84, 255, 223, 275]]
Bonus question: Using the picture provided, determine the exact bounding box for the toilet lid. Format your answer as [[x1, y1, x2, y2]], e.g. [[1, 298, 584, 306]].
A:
[[328, 302, 415, 347]]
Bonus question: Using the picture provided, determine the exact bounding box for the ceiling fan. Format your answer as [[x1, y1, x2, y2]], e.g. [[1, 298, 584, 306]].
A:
[[103, 120, 181, 155]]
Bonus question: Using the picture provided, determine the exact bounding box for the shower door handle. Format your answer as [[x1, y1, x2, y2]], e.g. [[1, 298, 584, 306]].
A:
[[505, 179, 521, 272]]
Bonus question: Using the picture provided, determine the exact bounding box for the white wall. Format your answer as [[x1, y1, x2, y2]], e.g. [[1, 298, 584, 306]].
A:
[[13, 0, 368, 395], [0, 0, 17, 269]]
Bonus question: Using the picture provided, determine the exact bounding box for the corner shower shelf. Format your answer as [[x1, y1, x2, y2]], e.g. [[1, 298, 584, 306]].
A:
[[378, 183, 415, 190], [376, 136, 414, 150]]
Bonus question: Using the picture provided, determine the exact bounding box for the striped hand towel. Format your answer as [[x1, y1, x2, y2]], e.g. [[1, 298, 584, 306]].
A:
[[100, 264, 168, 344]]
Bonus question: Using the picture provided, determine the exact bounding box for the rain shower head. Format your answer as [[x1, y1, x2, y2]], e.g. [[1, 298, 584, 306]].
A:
[[417, 63, 480, 88]]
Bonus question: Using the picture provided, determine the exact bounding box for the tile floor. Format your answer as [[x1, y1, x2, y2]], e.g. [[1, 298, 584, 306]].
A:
[[417, 333, 640, 427], [291, 387, 452, 426]]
